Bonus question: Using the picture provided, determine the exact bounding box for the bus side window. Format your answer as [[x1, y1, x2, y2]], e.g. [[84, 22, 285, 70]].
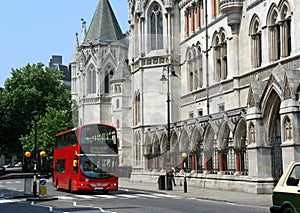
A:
[[56, 159, 66, 173]]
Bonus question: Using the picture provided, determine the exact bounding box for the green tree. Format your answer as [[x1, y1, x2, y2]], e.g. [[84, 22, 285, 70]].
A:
[[1, 63, 72, 157]]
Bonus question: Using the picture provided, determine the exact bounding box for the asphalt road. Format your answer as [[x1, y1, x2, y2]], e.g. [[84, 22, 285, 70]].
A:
[[0, 178, 270, 213]]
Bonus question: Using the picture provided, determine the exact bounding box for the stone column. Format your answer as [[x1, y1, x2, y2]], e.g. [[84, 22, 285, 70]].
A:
[[191, 5, 195, 33], [246, 107, 272, 178], [161, 156, 165, 171], [145, 156, 149, 171], [218, 152, 224, 174], [235, 152, 240, 175], [192, 155, 196, 171], [280, 99, 300, 169]]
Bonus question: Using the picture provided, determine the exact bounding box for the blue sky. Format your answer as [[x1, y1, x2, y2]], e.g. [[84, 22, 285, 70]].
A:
[[0, 0, 129, 87]]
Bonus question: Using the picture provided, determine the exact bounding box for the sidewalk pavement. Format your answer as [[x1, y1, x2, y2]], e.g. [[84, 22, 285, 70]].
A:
[[118, 178, 273, 208]]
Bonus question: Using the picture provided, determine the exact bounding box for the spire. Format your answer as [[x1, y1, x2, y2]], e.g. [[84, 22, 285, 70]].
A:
[[80, 18, 87, 45], [71, 32, 79, 63], [85, 0, 124, 43]]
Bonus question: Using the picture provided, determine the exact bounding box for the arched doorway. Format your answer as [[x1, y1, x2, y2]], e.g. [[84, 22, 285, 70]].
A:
[[264, 90, 283, 183]]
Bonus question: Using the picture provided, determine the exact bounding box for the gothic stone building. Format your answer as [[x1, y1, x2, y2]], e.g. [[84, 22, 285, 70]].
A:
[[72, 0, 300, 193], [127, 0, 300, 194], [70, 0, 133, 168]]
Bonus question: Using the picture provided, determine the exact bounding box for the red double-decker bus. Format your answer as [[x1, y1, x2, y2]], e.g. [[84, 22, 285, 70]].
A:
[[52, 123, 119, 193]]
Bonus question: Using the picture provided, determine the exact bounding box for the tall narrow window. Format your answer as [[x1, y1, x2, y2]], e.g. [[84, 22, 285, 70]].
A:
[[133, 91, 141, 125], [250, 16, 262, 68], [280, 3, 291, 57], [187, 51, 193, 91], [213, 30, 227, 81], [269, 10, 280, 61], [197, 46, 203, 88], [214, 36, 221, 81], [268, 2, 291, 62], [104, 66, 113, 94], [220, 33, 227, 80], [192, 48, 197, 90], [87, 65, 96, 94], [150, 4, 163, 50]]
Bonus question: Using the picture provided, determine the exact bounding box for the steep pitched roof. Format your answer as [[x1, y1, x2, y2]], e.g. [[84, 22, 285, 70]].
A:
[[85, 0, 124, 42]]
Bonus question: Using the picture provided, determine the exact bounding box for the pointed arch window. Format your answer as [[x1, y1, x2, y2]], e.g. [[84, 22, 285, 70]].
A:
[[248, 122, 255, 144], [116, 119, 120, 128], [116, 99, 120, 109], [104, 65, 114, 94], [87, 65, 96, 94], [150, 3, 163, 50], [283, 116, 292, 141], [133, 91, 141, 125], [213, 30, 227, 81], [187, 46, 203, 92], [192, 48, 197, 90], [280, 3, 291, 57], [250, 16, 262, 68], [269, 10, 281, 61], [268, 2, 291, 61], [197, 46, 203, 88], [187, 51, 193, 91]]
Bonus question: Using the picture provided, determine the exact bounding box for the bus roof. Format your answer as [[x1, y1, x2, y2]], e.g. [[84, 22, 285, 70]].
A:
[[55, 123, 116, 137]]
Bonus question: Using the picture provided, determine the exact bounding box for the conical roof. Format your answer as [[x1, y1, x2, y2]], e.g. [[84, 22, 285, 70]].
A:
[[85, 0, 124, 42]]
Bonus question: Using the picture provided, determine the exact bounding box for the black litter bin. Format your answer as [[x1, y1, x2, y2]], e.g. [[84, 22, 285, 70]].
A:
[[166, 171, 173, 190], [158, 175, 165, 190]]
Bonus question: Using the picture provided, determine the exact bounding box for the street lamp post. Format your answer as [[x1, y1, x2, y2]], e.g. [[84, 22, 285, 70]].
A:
[[31, 109, 39, 197], [160, 64, 177, 151], [182, 152, 187, 193]]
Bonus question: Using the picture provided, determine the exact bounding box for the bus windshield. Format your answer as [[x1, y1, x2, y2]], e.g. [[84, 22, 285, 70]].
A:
[[80, 155, 118, 179], [80, 125, 118, 179]]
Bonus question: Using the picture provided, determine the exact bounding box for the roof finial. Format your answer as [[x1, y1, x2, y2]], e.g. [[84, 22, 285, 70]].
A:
[[80, 18, 87, 45], [75, 32, 79, 47]]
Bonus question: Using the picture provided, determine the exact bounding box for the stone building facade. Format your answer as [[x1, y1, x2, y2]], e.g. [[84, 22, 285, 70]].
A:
[[71, 0, 300, 193], [127, 0, 300, 194], [70, 0, 132, 168]]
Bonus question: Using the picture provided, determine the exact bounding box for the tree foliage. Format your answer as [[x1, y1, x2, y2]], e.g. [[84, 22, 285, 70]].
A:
[[0, 63, 73, 157], [20, 107, 73, 161]]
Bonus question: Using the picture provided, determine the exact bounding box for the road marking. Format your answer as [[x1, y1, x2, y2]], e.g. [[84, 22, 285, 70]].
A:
[[57, 192, 184, 202], [73, 201, 114, 213], [0, 199, 23, 204], [138, 194, 160, 198], [94, 194, 115, 199], [152, 193, 181, 198], [116, 194, 138, 199], [74, 194, 96, 199], [58, 195, 76, 200]]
